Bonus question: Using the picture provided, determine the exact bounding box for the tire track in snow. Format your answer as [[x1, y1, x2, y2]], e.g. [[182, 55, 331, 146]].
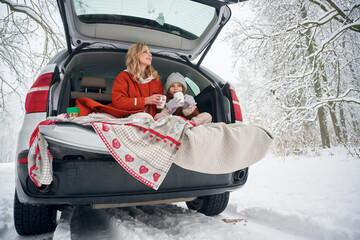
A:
[[108, 204, 243, 239], [53, 204, 247, 239]]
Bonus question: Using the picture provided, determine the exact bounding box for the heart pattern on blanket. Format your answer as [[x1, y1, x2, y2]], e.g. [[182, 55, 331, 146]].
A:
[[153, 173, 161, 182], [174, 121, 184, 134], [112, 139, 121, 149], [87, 115, 196, 190], [102, 123, 110, 132], [125, 154, 134, 162], [139, 165, 148, 174]]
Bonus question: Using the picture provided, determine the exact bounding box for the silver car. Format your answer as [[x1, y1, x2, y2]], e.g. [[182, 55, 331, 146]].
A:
[[14, 0, 246, 235]]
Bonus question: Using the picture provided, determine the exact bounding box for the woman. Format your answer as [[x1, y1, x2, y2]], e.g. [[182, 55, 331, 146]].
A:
[[75, 43, 164, 118]]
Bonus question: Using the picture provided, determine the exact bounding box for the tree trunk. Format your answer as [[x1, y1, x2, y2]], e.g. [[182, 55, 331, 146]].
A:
[[329, 102, 342, 144], [301, 4, 331, 148], [313, 71, 331, 148], [339, 103, 347, 143], [318, 107, 331, 148], [324, 62, 342, 145]]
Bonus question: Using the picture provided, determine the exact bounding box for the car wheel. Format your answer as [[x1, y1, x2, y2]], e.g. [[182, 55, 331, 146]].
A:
[[13, 191, 57, 235], [186, 192, 230, 216]]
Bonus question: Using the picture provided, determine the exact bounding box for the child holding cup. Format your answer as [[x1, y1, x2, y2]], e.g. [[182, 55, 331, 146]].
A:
[[154, 72, 212, 125]]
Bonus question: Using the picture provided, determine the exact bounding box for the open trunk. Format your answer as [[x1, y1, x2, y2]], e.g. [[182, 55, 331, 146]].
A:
[[50, 50, 231, 123]]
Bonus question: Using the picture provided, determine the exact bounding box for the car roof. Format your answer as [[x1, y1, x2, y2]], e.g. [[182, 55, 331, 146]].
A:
[[57, 0, 243, 61]]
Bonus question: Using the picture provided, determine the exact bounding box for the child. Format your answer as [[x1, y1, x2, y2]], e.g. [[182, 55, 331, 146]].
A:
[[154, 72, 212, 125]]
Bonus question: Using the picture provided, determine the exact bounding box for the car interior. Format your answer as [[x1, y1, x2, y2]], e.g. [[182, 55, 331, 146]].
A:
[[55, 50, 221, 121]]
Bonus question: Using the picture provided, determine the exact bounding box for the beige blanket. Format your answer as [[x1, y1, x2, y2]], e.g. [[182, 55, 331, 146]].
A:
[[174, 122, 273, 174]]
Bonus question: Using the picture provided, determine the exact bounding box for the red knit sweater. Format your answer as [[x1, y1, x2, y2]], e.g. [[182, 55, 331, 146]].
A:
[[75, 71, 163, 118]]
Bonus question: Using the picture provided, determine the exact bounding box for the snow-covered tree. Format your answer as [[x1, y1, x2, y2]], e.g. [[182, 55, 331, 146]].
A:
[[0, 0, 64, 162], [0, 0, 64, 111], [228, 0, 360, 154]]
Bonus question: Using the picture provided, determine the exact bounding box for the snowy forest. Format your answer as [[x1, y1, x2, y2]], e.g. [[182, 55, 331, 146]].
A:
[[0, 0, 359, 162], [225, 0, 360, 156]]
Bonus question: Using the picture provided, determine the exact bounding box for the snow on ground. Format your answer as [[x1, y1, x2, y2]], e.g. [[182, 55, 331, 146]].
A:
[[0, 148, 359, 240]]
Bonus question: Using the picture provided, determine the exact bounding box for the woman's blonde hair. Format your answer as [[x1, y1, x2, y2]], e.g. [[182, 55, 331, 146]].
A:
[[126, 43, 159, 81]]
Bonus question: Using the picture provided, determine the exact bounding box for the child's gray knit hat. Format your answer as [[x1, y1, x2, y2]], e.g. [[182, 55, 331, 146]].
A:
[[165, 72, 187, 92]]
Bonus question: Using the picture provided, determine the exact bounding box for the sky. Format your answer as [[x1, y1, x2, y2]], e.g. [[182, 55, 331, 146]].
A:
[[201, 4, 253, 83]]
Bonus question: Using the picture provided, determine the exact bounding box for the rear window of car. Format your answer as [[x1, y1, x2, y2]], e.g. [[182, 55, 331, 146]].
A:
[[72, 0, 216, 40]]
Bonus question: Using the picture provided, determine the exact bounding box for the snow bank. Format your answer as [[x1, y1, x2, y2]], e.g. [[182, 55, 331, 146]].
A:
[[0, 148, 359, 239]]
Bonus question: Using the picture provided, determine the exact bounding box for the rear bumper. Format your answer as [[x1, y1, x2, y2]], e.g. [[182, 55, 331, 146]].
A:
[[16, 151, 248, 206]]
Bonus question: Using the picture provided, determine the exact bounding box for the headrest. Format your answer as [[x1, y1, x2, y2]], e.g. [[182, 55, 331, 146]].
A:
[[81, 77, 106, 89]]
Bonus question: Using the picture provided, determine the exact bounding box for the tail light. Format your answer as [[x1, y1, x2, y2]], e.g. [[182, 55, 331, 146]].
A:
[[229, 86, 243, 122], [25, 73, 53, 113]]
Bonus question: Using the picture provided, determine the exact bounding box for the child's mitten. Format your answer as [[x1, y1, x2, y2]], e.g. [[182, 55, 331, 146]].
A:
[[183, 94, 196, 110], [165, 98, 183, 114]]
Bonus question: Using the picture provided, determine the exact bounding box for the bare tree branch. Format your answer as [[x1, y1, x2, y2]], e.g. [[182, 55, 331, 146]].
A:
[[325, 0, 353, 23], [309, 0, 360, 32]]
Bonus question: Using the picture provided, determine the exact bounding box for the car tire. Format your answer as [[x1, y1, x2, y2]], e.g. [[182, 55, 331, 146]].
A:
[[13, 191, 57, 235], [186, 192, 230, 216]]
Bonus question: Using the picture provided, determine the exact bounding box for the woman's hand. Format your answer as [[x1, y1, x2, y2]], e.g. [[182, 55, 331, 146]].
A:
[[145, 94, 163, 106]]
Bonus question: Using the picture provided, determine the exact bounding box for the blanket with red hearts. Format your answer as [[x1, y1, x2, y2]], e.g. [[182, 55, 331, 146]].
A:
[[89, 115, 194, 189]]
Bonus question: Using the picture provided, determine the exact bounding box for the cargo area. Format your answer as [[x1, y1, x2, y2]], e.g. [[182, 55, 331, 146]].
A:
[[49, 50, 226, 122]]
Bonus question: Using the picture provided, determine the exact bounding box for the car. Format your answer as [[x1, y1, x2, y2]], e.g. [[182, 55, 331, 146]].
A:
[[14, 0, 246, 235]]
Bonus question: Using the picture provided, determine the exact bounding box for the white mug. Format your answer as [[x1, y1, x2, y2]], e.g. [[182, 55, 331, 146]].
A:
[[174, 92, 184, 105], [157, 95, 167, 109]]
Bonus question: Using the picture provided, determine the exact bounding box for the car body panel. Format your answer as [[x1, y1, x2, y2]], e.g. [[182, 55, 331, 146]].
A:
[[16, 113, 47, 155]]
